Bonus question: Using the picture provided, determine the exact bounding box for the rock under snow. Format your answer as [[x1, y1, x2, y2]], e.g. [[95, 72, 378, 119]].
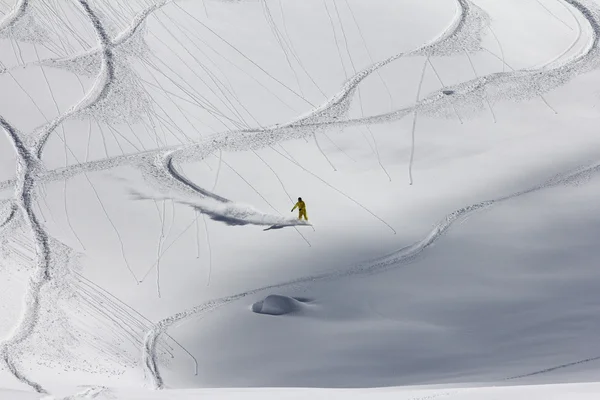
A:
[[251, 295, 312, 316]]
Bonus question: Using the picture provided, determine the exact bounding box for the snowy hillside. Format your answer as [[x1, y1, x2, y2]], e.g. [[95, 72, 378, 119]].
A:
[[5, 382, 600, 400], [2, 0, 600, 398]]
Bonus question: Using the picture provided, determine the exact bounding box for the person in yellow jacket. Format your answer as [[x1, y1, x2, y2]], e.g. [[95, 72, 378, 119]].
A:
[[291, 197, 308, 221]]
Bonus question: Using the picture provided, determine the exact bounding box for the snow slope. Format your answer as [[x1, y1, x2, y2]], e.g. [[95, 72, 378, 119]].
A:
[[5, 382, 600, 399], [1, 0, 600, 398]]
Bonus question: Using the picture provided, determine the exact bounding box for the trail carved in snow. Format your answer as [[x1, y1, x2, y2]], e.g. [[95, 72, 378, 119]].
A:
[[0, 115, 49, 393], [0, 0, 599, 392], [0, 0, 29, 33], [1, 0, 595, 203], [141, 0, 600, 388], [141, 158, 600, 388], [0, 0, 140, 392], [0, 0, 483, 233]]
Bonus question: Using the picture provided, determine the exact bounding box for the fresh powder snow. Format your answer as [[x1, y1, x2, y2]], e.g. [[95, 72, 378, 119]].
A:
[[1, 0, 600, 399]]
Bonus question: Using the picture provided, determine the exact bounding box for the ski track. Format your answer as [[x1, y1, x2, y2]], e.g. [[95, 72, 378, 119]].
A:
[[19, 0, 594, 189], [0, 0, 473, 231], [32, 0, 115, 159], [0, 0, 28, 33], [143, 159, 600, 389], [0, 115, 49, 393], [0, 201, 17, 229], [140, 0, 600, 387], [506, 354, 600, 380], [0, 0, 474, 207], [61, 386, 108, 400], [0, 0, 599, 393], [0, 0, 124, 392], [532, 0, 583, 70]]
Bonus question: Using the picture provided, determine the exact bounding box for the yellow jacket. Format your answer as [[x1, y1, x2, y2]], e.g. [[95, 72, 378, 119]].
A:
[[292, 200, 306, 211]]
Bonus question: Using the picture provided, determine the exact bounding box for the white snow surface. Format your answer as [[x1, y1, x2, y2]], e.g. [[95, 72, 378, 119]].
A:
[[5, 383, 600, 399], [1, 0, 600, 398]]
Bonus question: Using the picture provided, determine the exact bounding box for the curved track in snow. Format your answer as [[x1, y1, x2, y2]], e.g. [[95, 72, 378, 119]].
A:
[[0, 0, 29, 33], [0, 0, 122, 392], [0, 115, 49, 394], [0, 0, 478, 225], [32, 0, 116, 158], [37, 0, 170, 74], [142, 159, 600, 388], [3, 0, 592, 198], [341, 0, 600, 127], [0, 0, 599, 392], [0, 0, 477, 233], [141, 0, 600, 388]]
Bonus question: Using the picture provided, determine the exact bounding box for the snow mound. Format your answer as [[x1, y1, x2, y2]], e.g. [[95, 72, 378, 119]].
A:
[[251, 295, 312, 316]]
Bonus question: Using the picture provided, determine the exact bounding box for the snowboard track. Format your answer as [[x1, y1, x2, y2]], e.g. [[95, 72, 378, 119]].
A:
[[0, 0, 29, 33], [0, 114, 49, 394], [2, 0, 596, 197], [142, 159, 600, 389], [0, 0, 599, 393], [0, 0, 135, 393], [141, 0, 600, 388]]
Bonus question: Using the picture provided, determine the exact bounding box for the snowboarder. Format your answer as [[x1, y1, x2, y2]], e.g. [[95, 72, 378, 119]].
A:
[[291, 197, 308, 221]]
